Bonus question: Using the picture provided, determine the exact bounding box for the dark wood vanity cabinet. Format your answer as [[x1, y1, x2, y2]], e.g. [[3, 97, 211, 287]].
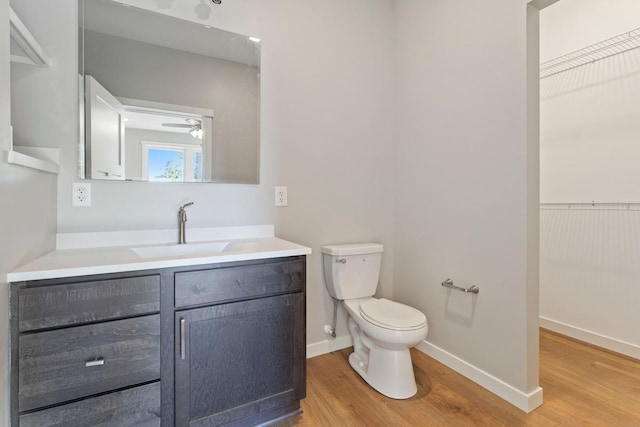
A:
[[173, 257, 306, 427], [10, 256, 306, 427], [10, 273, 162, 427]]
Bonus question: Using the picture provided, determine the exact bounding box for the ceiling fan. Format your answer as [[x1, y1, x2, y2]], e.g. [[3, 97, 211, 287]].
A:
[[162, 118, 203, 138]]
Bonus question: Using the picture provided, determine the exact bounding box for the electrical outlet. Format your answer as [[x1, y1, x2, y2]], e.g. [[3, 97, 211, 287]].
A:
[[275, 186, 287, 207], [72, 182, 91, 207]]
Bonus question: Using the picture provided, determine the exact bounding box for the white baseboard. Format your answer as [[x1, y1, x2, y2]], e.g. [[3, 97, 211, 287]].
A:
[[306, 334, 353, 359], [415, 341, 543, 413], [540, 317, 640, 360]]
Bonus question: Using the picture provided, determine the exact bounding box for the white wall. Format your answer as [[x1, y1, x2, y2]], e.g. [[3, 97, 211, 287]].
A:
[[540, 0, 640, 62], [540, 207, 640, 358], [57, 0, 396, 353], [539, 0, 640, 358], [540, 0, 640, 203], [393, 0, 540, 410], [1, 1, 58, 425]]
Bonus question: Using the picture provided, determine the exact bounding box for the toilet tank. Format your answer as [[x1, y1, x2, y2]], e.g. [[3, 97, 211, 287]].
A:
[[321, 243, 383, 300]]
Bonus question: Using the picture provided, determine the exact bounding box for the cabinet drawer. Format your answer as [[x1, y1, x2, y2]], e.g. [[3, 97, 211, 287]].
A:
[[19, 315, 160, 412], [19, 381, 161, 427], [19, 275, 160, 332], [175, 258, 305, 307]]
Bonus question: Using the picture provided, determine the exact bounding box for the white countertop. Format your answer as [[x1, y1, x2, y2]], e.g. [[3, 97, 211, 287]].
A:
[[8, 228, 311, 282]]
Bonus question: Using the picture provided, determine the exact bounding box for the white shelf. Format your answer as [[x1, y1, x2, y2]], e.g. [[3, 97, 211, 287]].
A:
[[7, 10, 55, 174], [6, 147, 60, 174], [540, 27, 640, 79], [9, 7, 49, 67]]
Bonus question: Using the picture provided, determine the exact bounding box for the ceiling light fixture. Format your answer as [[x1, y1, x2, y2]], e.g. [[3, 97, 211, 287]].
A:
[[210, 0, 221, 4], [189, 128, 203, 139]]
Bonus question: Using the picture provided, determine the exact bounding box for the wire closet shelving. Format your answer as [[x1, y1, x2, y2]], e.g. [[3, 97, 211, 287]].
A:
[[540, 27, 640, 79], [540, 202, 640, 211]]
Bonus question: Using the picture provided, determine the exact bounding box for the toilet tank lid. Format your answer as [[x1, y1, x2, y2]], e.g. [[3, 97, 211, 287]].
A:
[[321, 243, 383, 256]]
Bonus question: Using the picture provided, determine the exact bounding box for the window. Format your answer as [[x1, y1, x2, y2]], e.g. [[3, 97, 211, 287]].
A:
[[142, 142, 202, 182]]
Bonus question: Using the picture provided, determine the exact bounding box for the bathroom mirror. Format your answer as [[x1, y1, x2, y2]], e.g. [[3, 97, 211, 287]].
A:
[[79, 0, 260, 183]]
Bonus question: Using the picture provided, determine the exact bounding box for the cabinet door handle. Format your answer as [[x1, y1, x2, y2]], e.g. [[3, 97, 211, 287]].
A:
[[85, 358, 105, 367], [180, 317, 186, 360]]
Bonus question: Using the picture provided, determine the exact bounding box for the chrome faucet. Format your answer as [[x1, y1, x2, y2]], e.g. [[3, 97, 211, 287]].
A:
[[178, 202, 194, 244]]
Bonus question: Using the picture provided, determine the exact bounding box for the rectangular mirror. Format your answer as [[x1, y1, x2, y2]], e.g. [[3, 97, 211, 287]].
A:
[[79, 0, 260, 183]]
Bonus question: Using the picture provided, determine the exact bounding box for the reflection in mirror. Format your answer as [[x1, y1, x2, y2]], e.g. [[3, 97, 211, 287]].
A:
[[80, 0, 260, 183], [121, 97, 214, 182]]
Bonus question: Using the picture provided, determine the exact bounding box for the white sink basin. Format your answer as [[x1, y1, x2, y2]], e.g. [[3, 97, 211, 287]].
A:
[[131, 241, 229, 259]]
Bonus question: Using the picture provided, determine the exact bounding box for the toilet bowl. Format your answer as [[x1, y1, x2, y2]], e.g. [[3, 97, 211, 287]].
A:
[[345, 298, 428, 348], [344, 297, 428, 399], [321, 243, 429, 399]]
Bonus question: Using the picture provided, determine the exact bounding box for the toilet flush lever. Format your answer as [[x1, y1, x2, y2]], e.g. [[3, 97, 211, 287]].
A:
[[335, 258, 347, 264]]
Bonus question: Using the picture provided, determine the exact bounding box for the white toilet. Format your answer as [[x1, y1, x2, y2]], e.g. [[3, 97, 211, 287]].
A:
[[322, 243, 428, 399]]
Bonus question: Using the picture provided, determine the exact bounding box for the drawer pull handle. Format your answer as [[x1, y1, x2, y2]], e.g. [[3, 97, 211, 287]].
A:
[[85, 358, 105, 367], [180, 318, 186, 360]]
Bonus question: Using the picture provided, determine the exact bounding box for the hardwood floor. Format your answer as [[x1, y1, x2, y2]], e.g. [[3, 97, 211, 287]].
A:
[[280, 329, 640, 426]]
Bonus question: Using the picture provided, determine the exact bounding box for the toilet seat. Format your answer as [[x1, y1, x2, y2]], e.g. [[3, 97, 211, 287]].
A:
[[359, 298, 426, 331]]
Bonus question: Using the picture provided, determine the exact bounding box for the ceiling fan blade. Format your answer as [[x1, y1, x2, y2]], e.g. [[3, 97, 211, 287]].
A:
[[162, 123, 192, 128]]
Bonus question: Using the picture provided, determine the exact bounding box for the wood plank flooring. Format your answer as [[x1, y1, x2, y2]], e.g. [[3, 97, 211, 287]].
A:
[[280, 329, 640, 426]]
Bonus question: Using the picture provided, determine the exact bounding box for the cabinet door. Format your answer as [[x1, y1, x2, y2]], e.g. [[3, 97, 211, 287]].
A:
[[175, 293, 305, 427]]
